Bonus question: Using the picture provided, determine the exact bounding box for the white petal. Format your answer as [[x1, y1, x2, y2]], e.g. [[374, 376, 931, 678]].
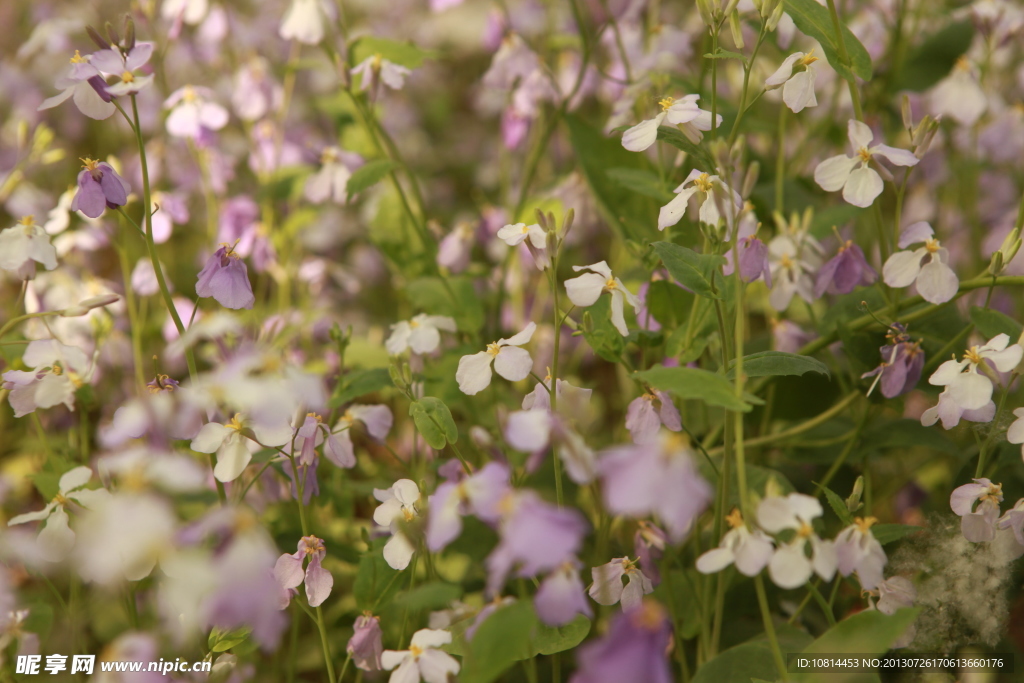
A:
[[383, 532, 415, 570], [882, 250, 924, 289], [58, 466, 93, 493], [213, 435, 252, 482], [734, 532, 775, 577], [505, 409, 553, 452], [500, 321, 537, 347], [621, 115, 663, 152], [565, 273, 607, 308], [915, 259, 958, 304], [393, 479, 421, 506], [417, 649, 460, 683], [982, 344, 1023, 373], [190, 422, 232, 453], [757, 497, 797, 533], [410, 628, 452, 650], [949, 372, 993, 411], [8, 502, 58, 526], [928, 359, 967, 386], [765, 52, 802, 89], [847, 120, 875, 150], [898, 221, 934, 248], [813, 155, 858, 192], [695, 547, 735, 574], [657, 188, 698, 230], [782, 69, 817, 113], [768, 543, 813, 589], [871, 144, 919, 167], [811, 537, 837, 580], [608, 290, 628, 336], [493, 346, 533, 382], [456, 352, 494, 395], [37, 506, 75, 562], [381, 650, 411, 671], [843, 166, 883, 208], [374, 498, 403, 527]]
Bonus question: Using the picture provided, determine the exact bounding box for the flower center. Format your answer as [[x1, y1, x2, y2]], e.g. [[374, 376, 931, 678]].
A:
[[964, 346, 983, 365], [797, 521, 813, 538], [51, 361, 64, 376], [121, 70, 135, 83], [19, 216, 35, 229], [402, 507, 416, 522], [779, 253, 794, 269], [409, 645, 423, 658], [320, 147, 339, 164], [182, 86, 198, 104], [70, 50, 87, 64], [924, 238, 940, 253], [694, 172, 714, 193], [147, 374, 176, 393], [857, 147, 872, 163], [53, 493, 68, 506], [725, 508, 744, 529], [604, 278, 617, 291], [486, 342, 502, 356], [855, 516, 878, 533], [228, 414, 245, 431], [658, 96, 674, 111], [981, 482, 1003, 503], [80, 157, 100, 172], [307, 412, 323, 423], [797, 49, 819, 68]]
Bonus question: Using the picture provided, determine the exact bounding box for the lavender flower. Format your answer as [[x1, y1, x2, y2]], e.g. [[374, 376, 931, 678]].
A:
[[624, 391, 681, 444], [814, 238, 876, 297], [535, 561, 592, 626], [274, 536, 333, 607], [588, 558, 654, 611], [834, 517, 887, 590], [195, 243, 256, 310], [569, 601, 673, 683], [71, 158, 130, 218], [347, 613, 383, 671], [38, 50, 114, 120], [164, 86, 229, 140], [87, 42, 155, 96], [861, 323, 925, 398], [950, 478, 1003, 543]]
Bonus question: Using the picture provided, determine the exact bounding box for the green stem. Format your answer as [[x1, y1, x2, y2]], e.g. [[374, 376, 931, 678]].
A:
[[727, 25, 768, 146], [775, 106, 786, 212], [0, 311, 62, 340], [755, 574, 789, 681], [976, 373, 1018, 477], [825, 0, 864, 121], [808, 581, 837, 627]]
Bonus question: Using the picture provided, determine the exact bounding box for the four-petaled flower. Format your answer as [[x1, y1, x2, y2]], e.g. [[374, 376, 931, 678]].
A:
[[71, 158, 130, 219], [814, 120, 919, 208], [758, 493, 837, 589], [765, 50, 821, 113], [386, 314, 457, 356], [87, 42, 155, 96], [456, 322, 536, 395], [196, 242, 256, 310], [380, 629, 460, 683], [0, 216, 58, 276], [926, 334, 1023, 415], [565, 262, 640, 337], [883, 222, 958, 304], [696, 508, 774, 577], [164, 85, 229, 139], [38, 50, 115, 120], [496, 222, 547, 249], [657, 169, 743, 231], [588, 557, 655, 611], [274, 535, 333, 607], [621, 94, 721, 151], [834, 517, 887, 590], [352, 54, 412, 93]]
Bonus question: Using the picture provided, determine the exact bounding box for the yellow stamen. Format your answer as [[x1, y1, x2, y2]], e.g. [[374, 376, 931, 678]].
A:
[[320, 147, 339, 164], [694, 172, 714, 193], [80, 157, 100, 171], [855, 516, 878, 533], [604, 278, 617, 291], [857, 147, 872, 163], [19, 216, 34, 227], [70, 50, 87, 64], [797, 49, 819, 67], [53, 493, 68, 506], [924, 238, 940, 254], [228, 414, 245, 431], [486, 341, 502, 356], [51, 362, 64, 376], [121, 71, 135, 83], [658, 96, 675, 111], [402, 508, 416, 522], [726, 508, 744, 529], [797, 521, 813, 538], [307, 412, 323, 423], [182, 85, 197, 103], [409, 645, 423, 658], [964, 346, 983, 365]]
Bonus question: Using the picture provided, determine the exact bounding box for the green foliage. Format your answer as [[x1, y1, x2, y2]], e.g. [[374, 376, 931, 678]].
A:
[[407, 276, 485, 333], [350, 36, 433, 69], [871, 523, 921, 546], [354, 546, 404, 611], [653, 126, 717, 170], [891, 20, 974, 92], [605, 167, 673, 202], [820, 483, 855, 526], [860, 419, 959, 456], [784, 0, 873, 82], [208, 626, 252, 653], [635, 365, 754, 412], [347, 159, 399, 199], [693, 626, 813, 683], [581, 295, 626, 362], [969, 306, 1024, 341], [792, 609, 920, 682], [329, 367, 393, 408], [392, 582, 463, 612], [409, 397, 458, 450], [727, 351, 831, 380], [651, 241, 727, 301]]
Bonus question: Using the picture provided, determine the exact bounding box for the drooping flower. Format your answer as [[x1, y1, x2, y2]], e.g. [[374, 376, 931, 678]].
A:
[[195, 243, 256, 310], [950, 478, 1003, 543], [565, 262, 639, 336], [71, 158, 130, 218], [882, 222, 958, 304], [624, 391, 681, 444], [274, 536, 333, 607], [535, 561, 592, 626], [834, 517, 887, 590], [7, 466, 108, 562], [38, 50, 115, 120], [569, 601, 673, 683], [456, 322, 536, 395], [920, 385, 996, 430], [814, 236, 876, 297], [426, 462, 510, 552], [0, 216, 58, 276], [861, 323, 925, 398], [87, 42, 155, 96], [926, 334, 1023, 414], [305, 147, 357, 204], [621, 94, 721, 151], [373, 480, 420, 571], [588, 558, 654, 611], [598, 432, 712, 543], [164, 86, 229, 140], [765, 50, 821, 113], [348, 613, 384, 671], [351, 55, 412, 93], [696, 509, 774, 577], [386, 314, 457, 355], [380, 629, 460, 683], [814, 120, 919, 208], [657, 169, 744, 231], [758, 493, 837, 589]]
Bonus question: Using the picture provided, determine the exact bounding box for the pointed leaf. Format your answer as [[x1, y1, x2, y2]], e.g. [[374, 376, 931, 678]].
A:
[[784, 0, 873, 82], [727, 351, 831, 380], [635, 365, 753, 412], [652, 242, 726, 301]]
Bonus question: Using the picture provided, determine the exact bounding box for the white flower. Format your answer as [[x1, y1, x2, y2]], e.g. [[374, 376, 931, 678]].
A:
[[38, 50, 116, 120], [280, 0, 327, 44], [381, 629, 460, 683], [190, 414, 270, 483], [920, 385, 996, 430], [588, 557, 654, 611], [386, 314, 457, 356], [565, 262, 639, 336], [767, 229, 823, 311], [765, 50, 821, 113], [74, 491, 176, 584], [882, 222, 958, 304], [657, 169, 743, 231], [927, 333, 1023, 412], [758, 493, 837, 589], [814, 120, 919, 208], [305, 147, 352, 204], [496, 222, 547, 249], [164, 86, 229, 139], [0, 216, 58, 274], [373, 480, 420, 571], [929, 58, 987, 127], [1006, 407, 1024, 460], [696, 509, 774, 577], [834, 517, 887, 590], [621, 94, 722, 151], [162, 0, 209, 25], [950, 478, 1003, 543], [456, 322, 536, 395], [7, 466, 107, 562], [1, 340, 92, 417], [352, 55, 412, 92]]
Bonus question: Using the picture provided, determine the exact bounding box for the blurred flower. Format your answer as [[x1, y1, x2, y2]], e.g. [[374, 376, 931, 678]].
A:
[[861, 324, 925, 399], [195, 243, 256, 310], [373, 479, 420, 570], [149, 191, 189, 244], [280, 0, 329, 44], [71, 158, 130, 218], [1007, 408, 1024, 460], [426, 462, 509, 552], [758, 493, 837, 589], [386, 314, 457, 355], [232, 57, 282, 121], [274, 536, 333, 607], [883, 222, 957, 303], [951, 478, 1003, 543], [621, 94, 720, 151], [767, 217, 823, 311], [6, 466, 106, 562], [566, 262, 639, 336], [76, 491, 176, 584], [696, 509, 774, 577], [456, 321, 536, 395], [497, 222, 546, 249], [634, 521, 667, 585], [2, 340, 92, 417], [162, 0, 210, 28], [305, 147, 357, 204], [348, 613, 383, 671], [588, 557, 654, 611], [835, 517, 887, 590], [765, 50, 820, 113], [535, 561, 592, 626], [352, 55, 412, 93], [929, 58, 986, 126], [624, 391, 681, 444], [38, 50, 115, 120], [814, 120, 919, 208], [190, 414, 262, 482], [482, 34, 539, 90], [381, 629, 459, 683], [569, 601, 673, 683], [814, 237, 876, 297], [164, 86, 229, 139], [0, 216, 57, 276]]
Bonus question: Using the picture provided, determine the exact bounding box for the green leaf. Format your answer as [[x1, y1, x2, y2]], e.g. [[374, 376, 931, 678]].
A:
[[727, 351, 831, 380], [635, 365, 753, 412], [347, 159, 398, 199], [892, 20, 974, 92], [407, 276, 485, 333], [410, 397, 458, 450], [353, 547, 403, 611], [871, 523, 921, 546], [605, 167, 673, 201], [393, 582, 463, 612], [581, 295, 626, 363], [651, 241, 726, 301], [351, 36, 433, 69], [654, 126, 717, 170], [652, 569, 703, 639], [784, 0, 873, 82], [31, 472, 62, 501], [531, 615, 591, 655], [693, 626, 813, 683], [793, 609, 920, 682], [861, 419, 959, 455], [208, 626, 252, 653], [810, 203, 866, 239], [819, 483, 855, 526], [329, 367, 393, 408], [969, 306, 1023, 342], [458, 600, 537, 683], [22, 602, 53, 642]]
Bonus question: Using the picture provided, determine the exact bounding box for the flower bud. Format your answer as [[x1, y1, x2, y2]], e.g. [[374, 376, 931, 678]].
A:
[[766, 2, 785, 31], [696, 0, 715, 28], [742, 161, 760, 198], [846, 476, 864, 512], [729, 11, 744, 49], [990, 227, 1021, 275], [901, 95, 913, 133], [59, 294, 121, 317]]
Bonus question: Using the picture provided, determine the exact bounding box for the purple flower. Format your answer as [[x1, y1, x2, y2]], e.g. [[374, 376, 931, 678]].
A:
[[624, 391, 681, 444], [196, 244, 256, 310], [485, 491, 589, 596], [347, 613, 383, 671], [634, 521, 667, 585], [569, 601, 673, 683], [165, 85, 229, 140], [274, 535, 333, 607], [814, 239, 877, 297], [535, 561, 592, 626], [861, 324, 925, 398], [598, 432, 713, 543], [834, 517, 887, 591], [38, 50, 115, 120], [736, 235, 773, 285], [70, 158, 130, 218], [88, 42, 155, 96], [426, 462, 510, 552]]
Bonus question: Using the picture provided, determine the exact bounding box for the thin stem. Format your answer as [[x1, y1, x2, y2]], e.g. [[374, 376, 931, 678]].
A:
[[976, 373, 1018, 477], [727, 25, 768, 146], [755, 574, 789, 681]]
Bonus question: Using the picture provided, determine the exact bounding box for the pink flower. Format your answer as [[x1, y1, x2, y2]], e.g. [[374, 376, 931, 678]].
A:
[[274, 536, 333, 607]]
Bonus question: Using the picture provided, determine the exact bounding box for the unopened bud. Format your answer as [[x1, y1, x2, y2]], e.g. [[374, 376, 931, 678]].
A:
[[901, 95, 913, 133], [562, 207, 575, 238], [742, 161, 760, 198], [990, 227, 1021, 275], [767, 2, 785, 31], [729, 11, 744, 49], [723, 0, 741, 15], [846, 476, 864, 513], [104, 21, 120, 49], [535, 208, 548, 231], [60, 294, 121, 317], [123, 16, 136, 51], [388, 363, 406, 390], [695, 0, 714, 28], [86, 25, 111, 50], [765, 475, 783, 499]]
